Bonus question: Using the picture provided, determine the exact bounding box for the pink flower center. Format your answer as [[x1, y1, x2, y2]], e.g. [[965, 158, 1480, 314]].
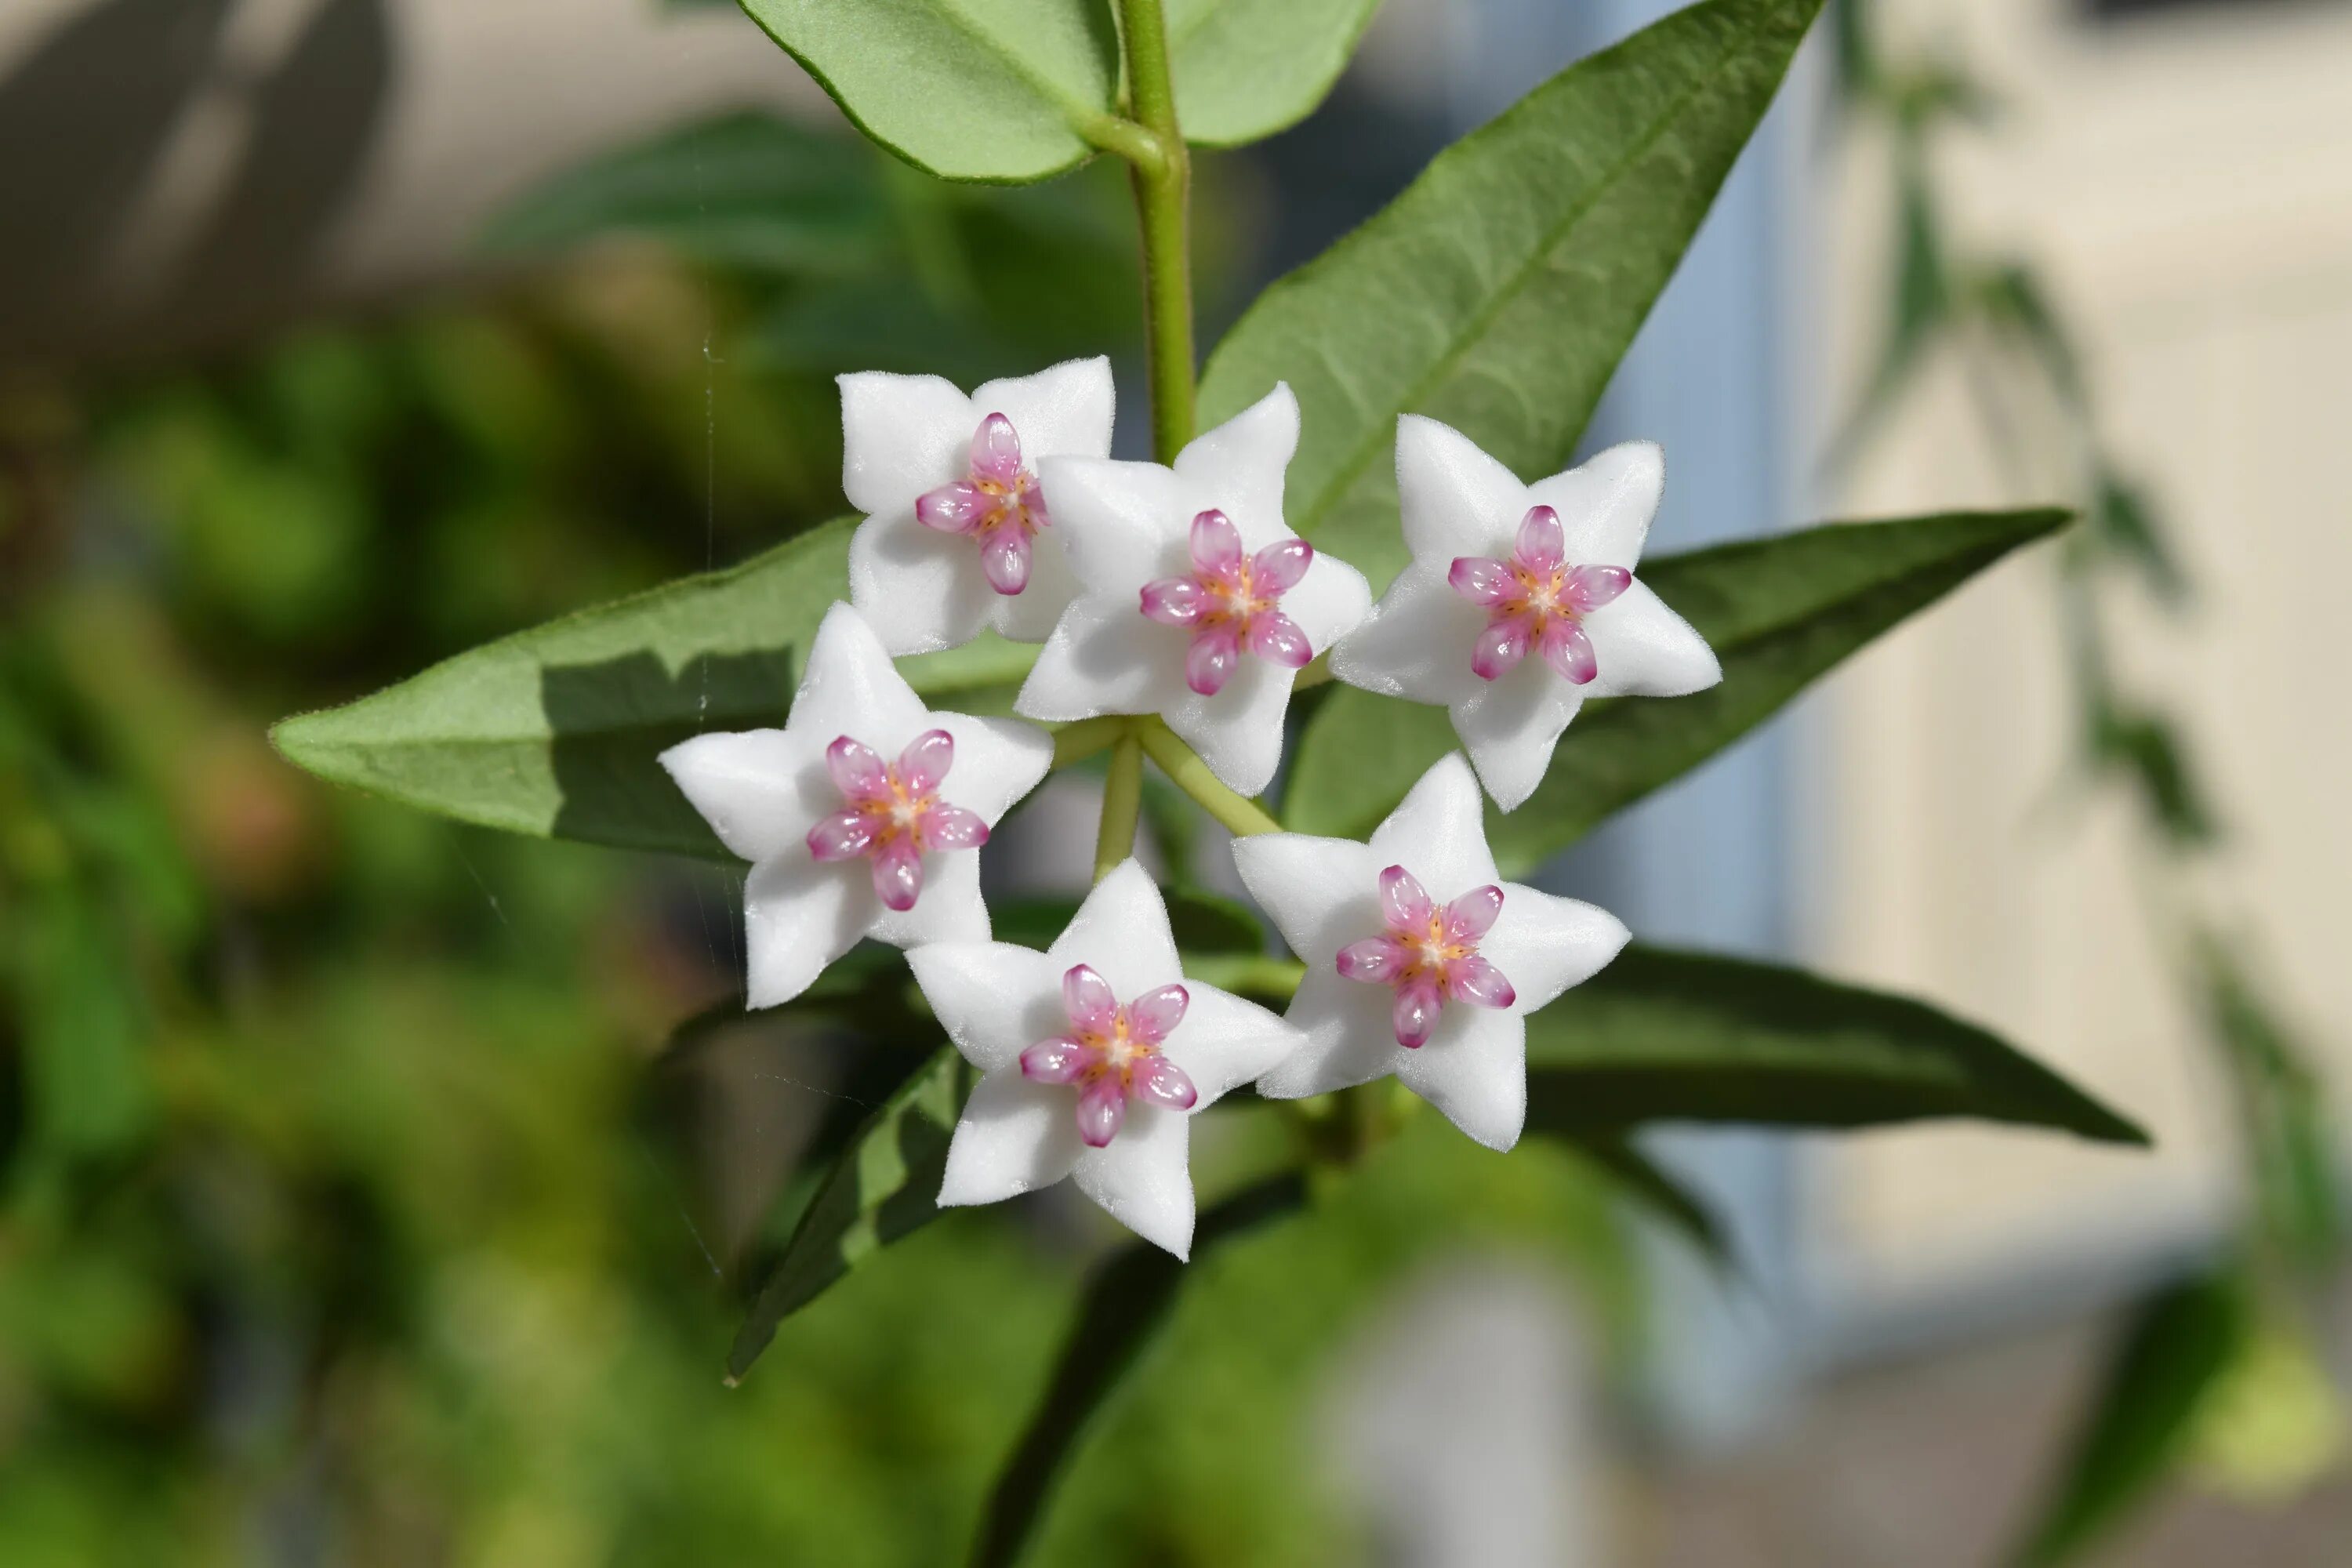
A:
[[1335, 866, 1517, 1049], [804, 729, 990, 913], [1018, 964, 1197, 1148], [1446, 503, 1632, 685], [1138, 509, 1317, 696], [913, 412, 1051, 596]]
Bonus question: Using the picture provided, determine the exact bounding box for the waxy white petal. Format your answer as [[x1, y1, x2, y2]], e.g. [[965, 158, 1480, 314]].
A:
[[971, 357, 1115, 466], [938, 1070, 1085, 1207], [908, 942, 1072, 1075], [842, 358, 1114, 655], [1073, 1105, 1194, 1258], [1367, 752, 1500, 895], [848, 511, 998, 655], [1232, 752, 1624, 1151], [742, 853, 863, 1009], [659, 728, 828, 864], [1480, 887, 1630, 1014], [1396, 412, 1530, 561], [662, 602, 1051, 1009], [839, 372, 972, 517], [1580, 581, 1722, 699], [1018, 385, 1368, 797], [1172, 382, 1297, 538], [1165, 983, 1305, 1105], [792, 602, 932, 747], [1046, 858, 1183, 998], [1525, 438, 1662, 572], [1334, 419, 1715, 811], [1392, 1006, 1528, 1152], [916, 861, 1307, 1257], [1326, 561, 1487, 708], [1451, 667, 1584, 812]]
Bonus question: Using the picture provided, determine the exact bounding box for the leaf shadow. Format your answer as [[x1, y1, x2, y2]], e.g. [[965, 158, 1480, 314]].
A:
[[540, 645, 799, 857]]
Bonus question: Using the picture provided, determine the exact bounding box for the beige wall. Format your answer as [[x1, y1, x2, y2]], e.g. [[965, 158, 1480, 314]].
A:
[[1807, 0, 2352, 1304]]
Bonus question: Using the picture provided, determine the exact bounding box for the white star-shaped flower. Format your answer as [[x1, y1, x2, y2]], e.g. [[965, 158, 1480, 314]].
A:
[[910, 859, 1305, 1258], [1329, 416, 1722, 811], [843, 356, 1114, 655], [1231, 752, 1628, 1151], [659, 602, 1051, 1008], [1014, 384, 1373, 796]]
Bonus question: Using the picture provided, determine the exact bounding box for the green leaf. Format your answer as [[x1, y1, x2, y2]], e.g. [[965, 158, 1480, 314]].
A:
[[1167, 0, 1383, 147], [970, 1173, 1308, 1568], [1287, 506, 2071, 867], [1544, 1131, 1730, 1265], [2013, 1272, 2246, 1568], [992, 888, 1266, 956], [1198, 0, 1823, 587], [272, 519, 858, 857], [725, 1045, 973, 1383], [735, 0, 1123, 183], [479, 111, 892, 273], [1524, 946, 2146, 1144]]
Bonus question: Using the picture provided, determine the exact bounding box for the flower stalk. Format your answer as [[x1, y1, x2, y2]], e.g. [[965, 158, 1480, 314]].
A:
[[1094, 731, 1145, 883]]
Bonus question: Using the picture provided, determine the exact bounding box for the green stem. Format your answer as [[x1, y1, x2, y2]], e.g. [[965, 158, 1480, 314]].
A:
[[1051, 714, 1129, 770], [1094, 731, 1145, 883], [1134, 720, 1281, 838], [1115, 0, 1195, 462]]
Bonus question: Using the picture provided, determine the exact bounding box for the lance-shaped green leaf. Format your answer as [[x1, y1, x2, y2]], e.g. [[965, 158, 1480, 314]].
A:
[[735, 0, 1123, 183], [272, 519, 854, 857], [725, 1045, 972, 1384], [1286, 507, 2069, 868], [2013, 1271, 2246, 1568], [1199, 0, 1824, 586], [480, 111, 892, 272], [1545, 1131, 1729, 1265], [1523, 946, 2145, 1144], [970, 1173, 1308, 1568], [1167, 0, 1384, 147]]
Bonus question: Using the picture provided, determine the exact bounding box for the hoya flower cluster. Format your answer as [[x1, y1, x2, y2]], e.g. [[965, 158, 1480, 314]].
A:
[[662, 357, 1717, 1258]]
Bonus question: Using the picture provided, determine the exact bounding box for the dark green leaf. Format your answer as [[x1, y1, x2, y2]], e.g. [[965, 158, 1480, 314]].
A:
[[273, 519, 858, 856], [480, 111, 892, 273], [735, 0, 1122, 183], [970, 1173, 1308, 1568], [2089, 701, 2216, 848], [2088, 471, 2186, 606], [1287, 507, 2071, 866], [725, 1045, 972, 1383], [1525, 946, 2146, 1144], [1167, 0, 1384, 147], [992, 888, 1265, 956], [1976, 262, 2084, 409], [2013, 1271, 2246, 1568], [2196, 935, 2339, 1269], [1199, 0, 1823, 586], [1544, 1131, 1730, 1265]]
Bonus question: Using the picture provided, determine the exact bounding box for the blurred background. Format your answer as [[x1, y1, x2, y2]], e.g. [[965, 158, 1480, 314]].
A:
[[2, 0, 2347, 1563]]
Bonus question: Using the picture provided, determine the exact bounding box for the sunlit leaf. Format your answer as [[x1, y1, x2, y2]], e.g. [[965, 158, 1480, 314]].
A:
[[2013, 1271, 2245, 1568], [969, 1174, 1308, 1568], [1200, 0, 1824, 586], [273, 519, 856, 855], [725, 1045, 973, 1383], [1287, 507, 2070, 866], [1167, 0, 1383, 147], [1525, 945, 2145, 1144], [735, 0, 1122, 183]]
